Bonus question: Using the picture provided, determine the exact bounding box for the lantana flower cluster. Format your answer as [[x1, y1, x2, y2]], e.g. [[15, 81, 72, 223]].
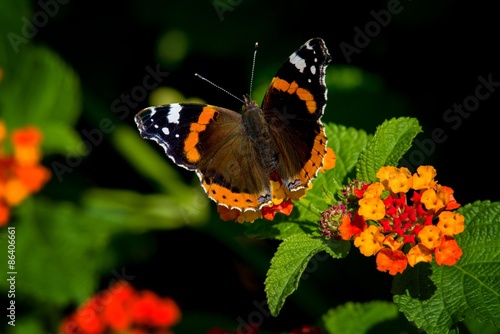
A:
[[320, 165, 464, 275], [219, 147, 336, 223], [60, 281, 181, 334], [0, 121, 51, 226]]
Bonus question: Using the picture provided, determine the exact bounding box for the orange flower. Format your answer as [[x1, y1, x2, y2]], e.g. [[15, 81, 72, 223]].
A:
[[262, 199, 294, 220], [60, 281, 181, 334], [12, 126, 43, 166], [130, 291, 181, 327], [383, 235, 404, 251], [338, 213, 366, 240], [434, 236, 463, 266], [321, 147, 336, 172], [376, 248, 408, 275], [0, 121, 51, 226]]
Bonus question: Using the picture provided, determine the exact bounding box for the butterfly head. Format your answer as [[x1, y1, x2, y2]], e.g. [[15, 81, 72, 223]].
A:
[[242, 94, 260, 113]]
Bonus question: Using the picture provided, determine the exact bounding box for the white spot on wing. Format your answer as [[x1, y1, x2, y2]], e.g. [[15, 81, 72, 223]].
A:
[[167, 103, 182, 124], [289, 53, 306, 73], [162, 127, 169, 135], [310, 65, 316, 75]]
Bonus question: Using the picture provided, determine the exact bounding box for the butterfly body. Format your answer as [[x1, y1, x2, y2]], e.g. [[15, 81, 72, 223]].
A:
[[135, 38, 331, 212]]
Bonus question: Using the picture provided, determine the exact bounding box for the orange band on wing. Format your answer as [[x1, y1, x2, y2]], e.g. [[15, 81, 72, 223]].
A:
[[289, 129, 328, 190], [184, 107, 218, 163], [271, 78, 317, 114], [202, 180, 271, 211]]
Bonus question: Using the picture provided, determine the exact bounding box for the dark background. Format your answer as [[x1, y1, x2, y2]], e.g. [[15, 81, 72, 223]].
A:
[[38, 0, 499, 204], [20, 0, 500, 332]]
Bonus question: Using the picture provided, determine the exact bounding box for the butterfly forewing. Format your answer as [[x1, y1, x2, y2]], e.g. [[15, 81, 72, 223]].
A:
[[261, 38, 331, 191], [135, 104, 273, 211]]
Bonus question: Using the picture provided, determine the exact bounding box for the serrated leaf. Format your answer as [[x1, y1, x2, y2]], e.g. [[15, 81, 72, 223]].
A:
[[393, 200, 500, 334], [325, 122, 370, 183], [265, 234, 349, 316], [322, 301, 408, 334], [356, 117, 422, 182], [243, 219, 318, 240]]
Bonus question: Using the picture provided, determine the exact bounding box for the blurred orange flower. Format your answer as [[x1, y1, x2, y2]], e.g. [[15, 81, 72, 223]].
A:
[[0, 121, 51, 226], [60, 281, 181, 334]]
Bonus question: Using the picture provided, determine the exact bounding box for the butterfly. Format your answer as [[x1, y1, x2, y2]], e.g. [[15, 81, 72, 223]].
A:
[[135, 38, 331, 212]]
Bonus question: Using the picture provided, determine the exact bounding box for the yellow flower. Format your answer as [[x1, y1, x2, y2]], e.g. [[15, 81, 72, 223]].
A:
[[407, 244, 433, 267], [421, 188, 444, 211], [412, 165, 437, 190], [362, 182, 384, 199], [418, 225, 442, 249], [376, 166, 398, 185], [376, 166, 412, 193], [354, 225, 384, 256], [358, 198, 386, 220], [437, 211, 465, 236]]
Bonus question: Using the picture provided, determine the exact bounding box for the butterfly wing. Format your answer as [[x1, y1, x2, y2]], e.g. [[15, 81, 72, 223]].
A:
[[261, 38, 331, 192], [135, 103, 272, 211]]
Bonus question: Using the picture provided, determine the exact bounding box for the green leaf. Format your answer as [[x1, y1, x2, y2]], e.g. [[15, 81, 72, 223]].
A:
[[325, 122, 370, 184], [356, 117, 422, 182], [243, 219, 319, 240], [0, 44, 83, 155], [265, 234, 350, 316], [393, 200, 500, 334], [322, 301, 416, 334], [0, 198, 107, 306], [81, 187, 209, 230], [112, 125, 198, 195]]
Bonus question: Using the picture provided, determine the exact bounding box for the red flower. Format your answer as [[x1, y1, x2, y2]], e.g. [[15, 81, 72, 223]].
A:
[[60, 281, 181, 334]]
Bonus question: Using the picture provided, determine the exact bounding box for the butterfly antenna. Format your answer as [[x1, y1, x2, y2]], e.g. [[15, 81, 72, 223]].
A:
[[249, 42, 258, 100], [194, 73, 244, 104]]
